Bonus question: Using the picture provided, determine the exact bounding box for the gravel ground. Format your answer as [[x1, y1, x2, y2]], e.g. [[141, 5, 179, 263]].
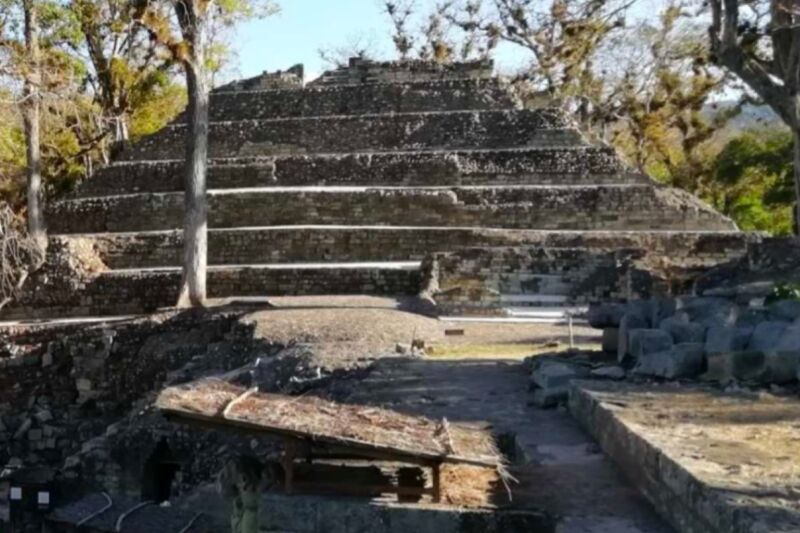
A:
[[244, 300, 599, 354]]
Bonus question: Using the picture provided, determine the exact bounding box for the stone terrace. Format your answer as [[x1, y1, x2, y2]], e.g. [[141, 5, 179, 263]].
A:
[[6, 58, 743, 318]]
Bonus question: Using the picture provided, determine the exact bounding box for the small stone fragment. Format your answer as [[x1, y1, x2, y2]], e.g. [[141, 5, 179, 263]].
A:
[[590, 365, 626, 380]]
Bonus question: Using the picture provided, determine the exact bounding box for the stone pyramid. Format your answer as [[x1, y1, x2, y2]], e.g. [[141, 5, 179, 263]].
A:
[[6, 58, 748, 319]]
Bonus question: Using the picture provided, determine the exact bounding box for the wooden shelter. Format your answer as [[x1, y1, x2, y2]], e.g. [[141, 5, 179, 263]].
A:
[[156, 379, 504, 502]]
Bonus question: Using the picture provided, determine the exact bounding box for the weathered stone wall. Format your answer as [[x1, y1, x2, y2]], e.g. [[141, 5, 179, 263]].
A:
[[3, 264, 421, 319], [76, 229, 754, 270], [213, 63, 305, 92], [0, 311, 294, 501], [696, 236, 800, 299], [427, 236, 754, 315], [76, 147, 629, 196], [117, 109, 579, 160], [427, 247, 655, 315], [49, 186, 736, 234], [0, 313, 266, 489], [312, 57, 494, 85], [190, 79, 515, 122]]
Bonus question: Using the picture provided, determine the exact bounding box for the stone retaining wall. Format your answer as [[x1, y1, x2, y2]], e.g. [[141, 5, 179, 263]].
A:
[[118, 109, 578, 160], [73, 229, 754, 270], [0, 312, 283, 500], [49, 186, 736, 234], [428, 247, 652, 315], [77, 147, 629, 196], [427, 236, 753, 315], [190, 79, 515, 121], [3, 265, 421, 319], [312, 57, 494, 85]]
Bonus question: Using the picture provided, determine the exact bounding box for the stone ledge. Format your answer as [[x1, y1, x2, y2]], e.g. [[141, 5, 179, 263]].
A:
[[118, 109, 581, 160], [257, 491, 555, 533], [2, 264, 422, 319], [48, 185, 737, 234], [76, 147, 629, 196], [187, 78, 516, 121], [62, 228, 752, 270], [569, 380, 800, 533]]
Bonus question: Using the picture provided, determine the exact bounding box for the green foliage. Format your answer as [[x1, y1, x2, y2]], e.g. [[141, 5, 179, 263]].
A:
[[0, 0, 263, 213], [709, 130, 794, 235], [129, 81, 186, 138], [765, 283, 800, 305]]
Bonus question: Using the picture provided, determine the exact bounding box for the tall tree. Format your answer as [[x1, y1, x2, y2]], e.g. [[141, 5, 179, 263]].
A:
[[21, 0, 45, 249], [134, 0, 277, 308], [439, 0, 634, 126], [709, 0, 800, 233], [603, 1, 735, 189], [72, 0, 178, 148]]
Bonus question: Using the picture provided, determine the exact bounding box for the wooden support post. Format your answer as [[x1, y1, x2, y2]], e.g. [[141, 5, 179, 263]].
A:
[[431, 462, 441, 503], [282, 438, 297, 495]]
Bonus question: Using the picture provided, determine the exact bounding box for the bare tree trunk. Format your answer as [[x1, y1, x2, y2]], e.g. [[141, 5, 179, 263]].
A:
[[22, 0, 46, 251], [176, 63, 209, 308]]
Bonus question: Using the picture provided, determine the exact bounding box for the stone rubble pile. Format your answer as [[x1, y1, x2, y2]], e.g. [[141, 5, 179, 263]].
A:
[[589, 297, 800, 384], [527, 295, 800, 406]]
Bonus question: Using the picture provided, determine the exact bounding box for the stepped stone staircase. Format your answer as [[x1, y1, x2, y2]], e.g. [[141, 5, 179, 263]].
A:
[[5, 58, 748, 319]]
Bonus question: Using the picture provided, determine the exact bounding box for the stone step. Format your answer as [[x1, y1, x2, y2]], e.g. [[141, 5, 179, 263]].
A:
[[186, 79, 516, 121], [500, 294, 570, 305], [117, 109, 582, 161], [2, 262, 422, 319], [497, 274, 572, 296], [57, 228, 751, 270], [76, 146, 632, 197], [48, 185, 738, 234]]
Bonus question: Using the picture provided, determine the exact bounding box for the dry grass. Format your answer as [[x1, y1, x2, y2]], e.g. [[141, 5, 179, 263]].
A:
[[157, 378, 502, 467], [440, 464, 502, 508], [426, 342, 599, 360]]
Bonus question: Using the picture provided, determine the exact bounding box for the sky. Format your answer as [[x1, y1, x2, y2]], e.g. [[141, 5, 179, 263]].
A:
[[230, 0, 659, 84], [232, 0, 409, 82]]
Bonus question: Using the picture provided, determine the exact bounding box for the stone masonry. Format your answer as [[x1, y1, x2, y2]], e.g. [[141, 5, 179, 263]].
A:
[[5, 59, 743, 318]]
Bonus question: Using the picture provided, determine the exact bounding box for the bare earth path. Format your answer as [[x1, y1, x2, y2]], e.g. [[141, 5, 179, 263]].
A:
[[344, 357, 673, 533]]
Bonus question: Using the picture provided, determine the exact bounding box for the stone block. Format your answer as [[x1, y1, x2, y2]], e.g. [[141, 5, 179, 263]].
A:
[[775, 320, 800, 351], [736, 308, 770, 328], [747, 321, 790, 352], [648, 298, 678, 328], [530, 360, 590, 390], [633, 343, 705, 379], [627, 329, 673, 360], [659, 316, 705, 344], [705, 351, 766, 382], [768, 300, 800, 321], [617, 313, 649, 364], [764, 351, 800, 384], [680, 297, 739, 329], [760, 322, 800, 383], [532, 387, 567, 408], [530, 359, 590, 407], [705, 326, 753, 356], [587, 303, 626, 329], [601, 328, 619, 353]]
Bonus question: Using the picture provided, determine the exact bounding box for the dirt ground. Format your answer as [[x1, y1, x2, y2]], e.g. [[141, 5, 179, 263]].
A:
[[245, 295, 599, 358]]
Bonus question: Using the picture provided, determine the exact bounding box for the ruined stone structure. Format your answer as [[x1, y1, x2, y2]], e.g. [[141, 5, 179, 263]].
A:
[[5, 57, 750, 318]]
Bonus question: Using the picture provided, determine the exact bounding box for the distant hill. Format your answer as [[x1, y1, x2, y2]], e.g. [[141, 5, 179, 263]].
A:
[[704, 100, 786, 134]]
